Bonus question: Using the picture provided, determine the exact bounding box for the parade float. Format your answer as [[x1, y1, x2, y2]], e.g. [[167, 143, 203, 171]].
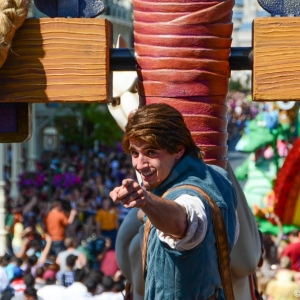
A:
[[234, 101, 300, 235]]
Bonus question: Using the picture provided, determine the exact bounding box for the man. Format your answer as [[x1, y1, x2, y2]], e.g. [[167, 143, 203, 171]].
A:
[[110, 104, 239, 299], [9, 266, 25, 296], [56, 254, 77, 287], [94, 198, 119, 250], [83, 270, 104, 298], [24, 287, 38, 300], [65, 269, 88, 298], [11, 273, 36, 300], [281, 229, 300, 272], [37, 269, 66, 300], [44, 201, 77, 256], [93, 276, 123, 300], [56, 237, 87, 272], [0, 256, 9, 293]]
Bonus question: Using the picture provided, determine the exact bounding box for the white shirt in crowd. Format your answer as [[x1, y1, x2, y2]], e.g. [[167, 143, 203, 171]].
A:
[[65, 282, 88, 299], [0, 266, 9, 293], [37, 284, 66, 300], [93, 291, 124, 300]]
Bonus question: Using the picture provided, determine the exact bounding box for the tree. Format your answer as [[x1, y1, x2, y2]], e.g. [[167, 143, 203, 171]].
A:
[[54, 103, 123, 149]]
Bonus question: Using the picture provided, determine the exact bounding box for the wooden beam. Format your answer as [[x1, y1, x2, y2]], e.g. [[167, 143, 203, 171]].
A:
[[0, 18, 112, 103], [253, 17, 300, 102]]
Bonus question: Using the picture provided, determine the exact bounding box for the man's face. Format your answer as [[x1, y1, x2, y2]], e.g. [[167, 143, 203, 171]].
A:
[[129, 139, 184, 190]]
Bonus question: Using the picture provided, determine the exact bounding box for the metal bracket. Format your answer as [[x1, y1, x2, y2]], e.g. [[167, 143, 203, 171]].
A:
[[257, 0, 300, 17], [110, 47, 253, 71], [34, 0, 105, 18]]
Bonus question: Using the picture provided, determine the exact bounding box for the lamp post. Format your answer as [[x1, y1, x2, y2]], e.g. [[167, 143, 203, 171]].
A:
[[27, 104, 37, 172], [0, 144, 7, 255], [9, 143, 19, 201], [42, 126, 59, 202]]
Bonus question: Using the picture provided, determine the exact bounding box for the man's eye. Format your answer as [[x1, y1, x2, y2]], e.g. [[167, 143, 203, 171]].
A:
[[131, 151, 138, 157], [148, 150, 156, 156]]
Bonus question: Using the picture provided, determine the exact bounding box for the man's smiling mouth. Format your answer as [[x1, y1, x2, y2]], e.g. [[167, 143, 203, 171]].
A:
[[140, 171, 155, 177]]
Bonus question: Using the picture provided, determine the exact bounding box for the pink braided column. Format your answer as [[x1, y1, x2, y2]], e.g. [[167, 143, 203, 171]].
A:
[[133, 0, 234, 169]]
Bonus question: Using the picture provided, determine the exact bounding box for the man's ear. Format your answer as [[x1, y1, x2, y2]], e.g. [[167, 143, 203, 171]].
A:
[[174, 147, 185, 160]]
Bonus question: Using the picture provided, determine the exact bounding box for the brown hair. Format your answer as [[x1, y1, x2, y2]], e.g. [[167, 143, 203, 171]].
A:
[[122, 103, 202, 159]]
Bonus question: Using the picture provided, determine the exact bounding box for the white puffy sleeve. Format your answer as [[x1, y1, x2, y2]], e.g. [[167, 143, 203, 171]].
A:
[[156, 194, 240, 251]]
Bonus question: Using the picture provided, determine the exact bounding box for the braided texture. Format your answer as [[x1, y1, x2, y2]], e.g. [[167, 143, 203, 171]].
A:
[[133, 0, 234, 168], [0, 0, 30, 68]]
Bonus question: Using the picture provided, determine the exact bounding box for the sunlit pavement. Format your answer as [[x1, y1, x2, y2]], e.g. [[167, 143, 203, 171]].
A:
[[227, 134, 249, 171]]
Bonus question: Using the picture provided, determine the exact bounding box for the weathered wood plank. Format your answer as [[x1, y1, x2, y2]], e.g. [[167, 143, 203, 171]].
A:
[[253, 17, 300, 102], [0, 18, 112, 103]]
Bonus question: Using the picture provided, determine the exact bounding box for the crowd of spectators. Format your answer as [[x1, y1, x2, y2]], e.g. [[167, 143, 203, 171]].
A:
[[226, 91, 261, 143], [1, 143, 135, 299], [257, 228, 300, 300], [0, 91, 286, 299]]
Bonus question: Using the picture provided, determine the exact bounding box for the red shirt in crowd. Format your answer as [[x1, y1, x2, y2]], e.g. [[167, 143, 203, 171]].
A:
[[282, 242, 300, 271], [101, 250, 119, 276]]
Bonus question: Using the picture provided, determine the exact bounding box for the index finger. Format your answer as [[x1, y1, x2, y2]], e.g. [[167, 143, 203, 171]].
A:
[[122, 178, 135, 187], [109, 186, 123, 201]]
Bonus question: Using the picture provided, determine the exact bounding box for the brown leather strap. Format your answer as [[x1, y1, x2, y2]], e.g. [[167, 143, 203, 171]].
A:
[[142, 218, 152, 279], [123, 282, 132, 300], [249, 274, 256, 300], [142, 185, 235, 300]]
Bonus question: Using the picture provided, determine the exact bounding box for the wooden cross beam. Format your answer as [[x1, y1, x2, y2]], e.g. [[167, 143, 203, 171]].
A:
[[0, 0, 110, 143], [0, 18, 112, 103]]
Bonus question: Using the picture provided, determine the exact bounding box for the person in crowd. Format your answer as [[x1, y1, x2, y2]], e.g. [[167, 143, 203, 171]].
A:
[[93, 276, 123, 300], [110, 104, 239, 299], [265, 256, 300, 300], [111, 279, 126, 300], [56, 254, 77, 287], [56, 237, 86, 272], [0, 256, 9, 294], [21, 233, 52, 278], [83, 277, 98, 299], [37, 269, 66, 300], [257, 232, 281, 291], [23, 286, 38, 300], [94, 198, 119, 250], [33, 267, 45, 290], [11, 214, 25, 256], [281, 229, 300, 272], [5, 203, 15, 252], [5, 257, 23, 282], [9, 266, 25, 296], [44, 201, 77, 256], [65, 268, 88, 298], [99, 239, 119, 277], [11, 273, 35, 300], [1, 288, 15, 300], [83, 270, 104, 298], [94, 175, 105, 201]]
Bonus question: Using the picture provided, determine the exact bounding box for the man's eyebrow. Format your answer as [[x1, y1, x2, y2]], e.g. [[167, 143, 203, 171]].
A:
[[129, 145, 153, 151]]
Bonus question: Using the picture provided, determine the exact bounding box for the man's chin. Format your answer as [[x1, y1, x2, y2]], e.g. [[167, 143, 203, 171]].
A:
[[142, 181, 155, 191], [142, 181, 150, 189]]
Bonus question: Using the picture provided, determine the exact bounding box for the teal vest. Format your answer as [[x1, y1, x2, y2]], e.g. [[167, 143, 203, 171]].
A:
[[144, 155, 237, 300]]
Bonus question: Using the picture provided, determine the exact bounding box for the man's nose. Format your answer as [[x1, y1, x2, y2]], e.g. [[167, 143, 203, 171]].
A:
[[136, 154, 148, 169]]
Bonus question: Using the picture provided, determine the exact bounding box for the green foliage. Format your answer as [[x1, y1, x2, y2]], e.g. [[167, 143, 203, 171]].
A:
[[54, 104, 123, 148], [229, 79, 243, 92]]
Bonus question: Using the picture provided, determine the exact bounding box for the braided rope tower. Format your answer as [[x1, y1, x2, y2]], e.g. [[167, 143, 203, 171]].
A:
[[0, 0, 30, 68]]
